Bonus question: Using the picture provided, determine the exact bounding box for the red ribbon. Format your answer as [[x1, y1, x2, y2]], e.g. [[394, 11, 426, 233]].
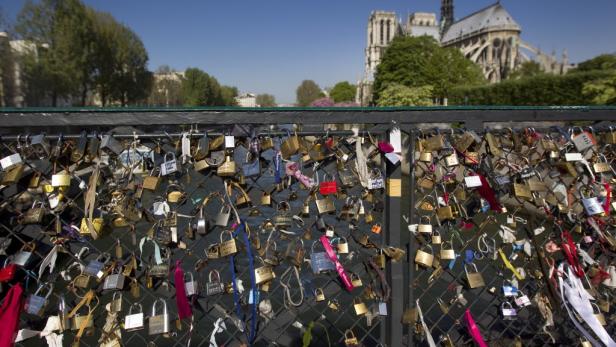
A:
[[0, 264, 17, 283], [319, 236, 353, 292], [464, 309, 488, 347], [377, 141, 394, 153], [474, 173, 501, 211], [603, 182, 611, 216], [561, 231, 585, 278], [0, 282, 23, 347], [174, 260, 192, 320]]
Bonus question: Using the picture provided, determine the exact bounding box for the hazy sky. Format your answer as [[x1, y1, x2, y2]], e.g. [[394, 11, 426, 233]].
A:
[[3, 0, 616, 103]]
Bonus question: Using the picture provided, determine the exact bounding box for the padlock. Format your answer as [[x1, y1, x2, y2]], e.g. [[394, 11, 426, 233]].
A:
[[51, 172, 71, 187], [261, 192, 272, 206], [215, 204, 231, 227], [571, 127, 596, 152], [206, 270, 225, 296], [415, 245, 434, 267], [464, 175, 482, 188], [582, 192, 604, 216], [103, 267, 125, 291], [419, 151, 433, 162], [310, 241, 336, 274], [30, 134, 50, 157], [254, 262, 275, 285], [337, 237, 349, 254], [143, 168, 161, 190], [207, 244, 220, 259], [25, 283, 53, 316], [465, 263, 485, 289], [166, 184, 185, 203], [196, 207, 208, 235], [592, 303, 607, 326], [273, 201, 293, 227], [502, 282, 518, 297], [71, 313, 94, 331], [84, 253, 110, 279], [501, 302, 517, 320], [73, 270, 92, 289], [344, 329, 358, 346], [513, 182, 532, 200], [375, 249, 386, 269], [12, 242, 36, 267], [124, 303, 144, 331], [160, 152, 179, 176], [353, 297, 368, 316], [316, 196, 336, 214], [445, 153, 459, 167], [432, 231, 442, 244], [184, 271, 198, 296], [436, 204, 455, 221], [148, 299, 170, 335], [217, 155, 236, 177], [80, 217, 103, 236], [219, 230, 238, 257], [350, 273, 363, 287], [418, 216, 432, 234], [367, 169, 385, 190], [0, 153, 22, 170], [315, 288, 326, 302], [111, 292, 123, 313], [514, 291, 531, 308], [319, 173, 338, 195], [371, 223, 382, 234], [101, 134, 123, 155], [440, 242, 456, 260]]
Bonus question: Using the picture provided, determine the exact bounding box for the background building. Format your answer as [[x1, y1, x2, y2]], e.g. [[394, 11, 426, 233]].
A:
[[235, 93, 257, 107], [357, 1, 574, 105]]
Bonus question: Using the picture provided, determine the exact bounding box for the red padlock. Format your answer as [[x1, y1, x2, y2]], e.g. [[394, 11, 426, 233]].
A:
[[319, 174, 337, 195], [371, 224, 382, 234]]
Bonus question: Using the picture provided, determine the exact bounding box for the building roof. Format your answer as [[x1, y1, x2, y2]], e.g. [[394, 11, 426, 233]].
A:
[[409, 25, 440, 40], [441, 2, 520, 44]]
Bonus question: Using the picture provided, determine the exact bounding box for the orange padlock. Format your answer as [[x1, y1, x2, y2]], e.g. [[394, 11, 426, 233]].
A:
[[371, 223, 382, 234]]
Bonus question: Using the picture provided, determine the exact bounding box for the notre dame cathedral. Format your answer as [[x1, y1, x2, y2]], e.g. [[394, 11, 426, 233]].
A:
[[356, 1, 573, 105]]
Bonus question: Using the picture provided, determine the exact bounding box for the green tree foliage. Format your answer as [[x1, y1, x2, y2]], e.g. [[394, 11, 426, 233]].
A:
[[14, 0, 151, 106], [296, 80, 322, 106], [329, 81, 356, 103], [221, 86, 238, 106], [508, 61, 543, 80], [582, 73, 616, 105], [373, 36, 485, 103], [449, 70, 615, 105], [574, 54, 616, 72], [181, 67, 228, 106], [376, 84, 433, 107], [256, 93, 276, 107], [0, 9, 17, 107]]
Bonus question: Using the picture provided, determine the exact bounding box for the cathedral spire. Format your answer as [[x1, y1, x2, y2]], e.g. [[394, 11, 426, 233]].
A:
[[440, 0, 454, 33]]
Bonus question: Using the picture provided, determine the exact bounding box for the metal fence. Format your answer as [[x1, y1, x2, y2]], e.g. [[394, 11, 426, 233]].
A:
[[1, 106, 615, 347]]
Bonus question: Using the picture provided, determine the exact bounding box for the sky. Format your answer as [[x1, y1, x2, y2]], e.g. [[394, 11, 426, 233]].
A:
[[2, 0, 616, 104]]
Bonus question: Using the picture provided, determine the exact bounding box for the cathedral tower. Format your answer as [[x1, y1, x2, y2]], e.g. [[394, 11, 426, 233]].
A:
[[440, 0, 454, 33]]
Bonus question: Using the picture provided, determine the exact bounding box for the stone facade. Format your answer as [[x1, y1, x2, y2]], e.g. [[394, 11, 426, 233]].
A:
[[357, 1, 573, 105]]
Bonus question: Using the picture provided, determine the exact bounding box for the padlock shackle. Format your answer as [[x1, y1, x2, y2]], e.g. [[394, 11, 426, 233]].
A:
[[208, 269, 221, 283], [151, 298, 167, 316]]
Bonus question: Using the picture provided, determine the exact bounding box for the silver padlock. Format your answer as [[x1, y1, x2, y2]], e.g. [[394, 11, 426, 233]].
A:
[[111, 292, 123, 313], [196, 207, 208, 235], [25, 283, 53, 316], [11, 243, 36, 267], [206, 270, 224, 296], [501, 302, 517, 320], [30, 134, 50, 157], [148, 298, 170, 335], [0, 153, 23, 170], [101, 134, 124, 155], [84, 253, 111, 279], [103, 267, 125, 291], [124, 303, 144, 331], [310, 241, 336, 274], [184, 271, 198, 297], [160, 152, 179, 176], [367, 169, 385, 190], [215, 204, 231, 227], [514, 291, 531, 308]]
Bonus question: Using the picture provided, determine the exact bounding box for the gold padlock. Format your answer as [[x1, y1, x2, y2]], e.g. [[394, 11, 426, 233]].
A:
[[2, 164, 24, 185], [419, 151, 433, 162], [353, 297, 368, 316], [217, 155, 236, 177], [375, 250, 386, 269], [431, 231, 442, 245], [207, 244, 220, 259], [80, 218, 103, 236], [254, 263, 274, 285], [315, 288, 325, 302], [436, 205, 454, 221], [51, 172, 71, 187], [344, 329, 358, 346], [218, 231, 237, 257], [415, 246, 434, 267], [513, 182, 532, 200], [261, 192, 272, 206], [440, 242, 456, 260], [350, 273, 363, 287], [337, 237, 349, 254], [418, 216, 432, 234], [465, 263, 485, 289]]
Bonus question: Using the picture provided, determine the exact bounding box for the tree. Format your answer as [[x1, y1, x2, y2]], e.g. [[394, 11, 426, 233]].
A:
[[256, 93, 276, 107], [376, 84, 433, 106], [181, 67, 227, 106], [221, 85, 238, 106], [329, 81, 356, 103], [296, 80, 322, 106], [582, 74, 616, 105], [575, 54, 616, 72], [373, 36, 484, 103], [508, 61, 543, 80]]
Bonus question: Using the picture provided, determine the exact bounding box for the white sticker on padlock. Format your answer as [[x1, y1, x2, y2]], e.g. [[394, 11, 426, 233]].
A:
[[565, 152, 583, 162], [378, 302, 387, 316], [325, 229, 334, 238], [464, 176, 482, 188], [225, 136, 235, 149], [572, 132, 595, 152], [582, 197, 604, 215]]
